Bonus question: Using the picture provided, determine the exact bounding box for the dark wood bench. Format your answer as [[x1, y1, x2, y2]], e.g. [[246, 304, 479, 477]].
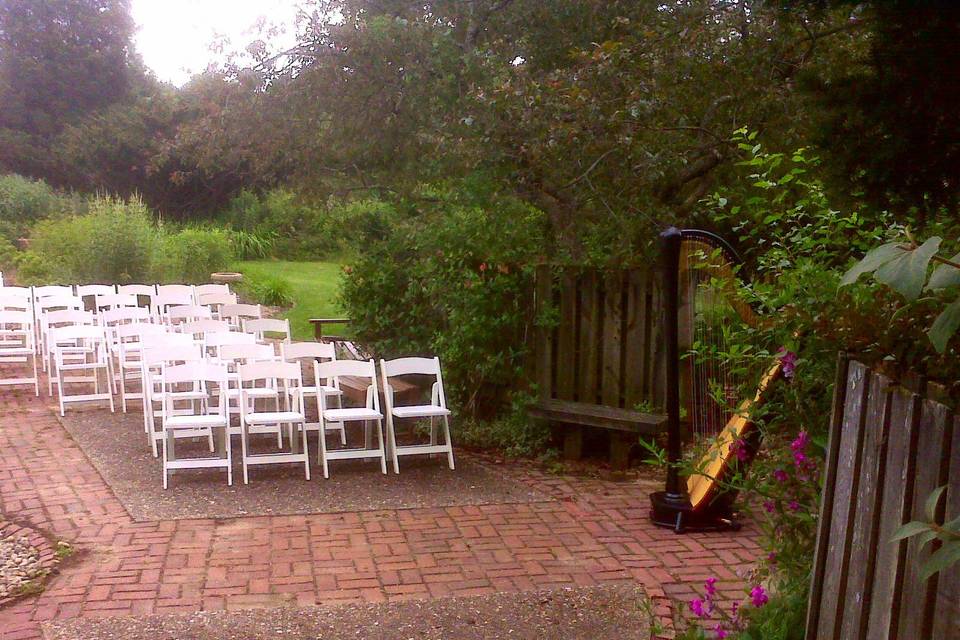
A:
[[309, 317, 351, 342], [529, 399, 666, 470]]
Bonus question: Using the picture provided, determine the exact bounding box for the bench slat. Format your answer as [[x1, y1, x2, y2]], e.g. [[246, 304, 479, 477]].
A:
[[529, 399, 665, 434]]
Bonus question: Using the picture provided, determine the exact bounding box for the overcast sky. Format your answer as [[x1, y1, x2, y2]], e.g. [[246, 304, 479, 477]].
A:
[[131, 0, 305, 86]]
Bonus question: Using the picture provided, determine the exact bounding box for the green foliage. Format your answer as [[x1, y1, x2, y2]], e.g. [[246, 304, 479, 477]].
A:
[[240, 273, 294, 307], [157, 227, 235, 284], [0, 236, 18, 271], [454, 393, 551, 458], [892, 486, 960, 582], [0, 174, 62, 243], [230, 229, 276, 260], [340, 183, 546, 418], [29, 195, 159, 284]]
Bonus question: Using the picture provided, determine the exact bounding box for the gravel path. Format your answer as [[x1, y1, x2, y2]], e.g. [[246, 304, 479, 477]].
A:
[[0, 533, 43, 600], [58, 409, 548, 521], [44, 583, 650, 639]]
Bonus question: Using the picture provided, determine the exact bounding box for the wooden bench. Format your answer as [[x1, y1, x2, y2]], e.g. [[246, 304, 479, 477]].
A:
[[308, 317, 351, 342], [529, 399, 666, 470]]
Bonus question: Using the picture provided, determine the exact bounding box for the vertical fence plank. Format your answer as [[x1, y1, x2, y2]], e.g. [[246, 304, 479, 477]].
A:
[[534, 265, 554, 401], [577, 270, 600, 405], [555, 271, 578, 401], [805, 353, 852, 640], [932, 415, 960, 640], [816, 360, 870, 640], [601, 270, 624, 407], [622, 269, 648, 410], [897, 400, 952, 640], [865, 386, 922, 640], [648, 277, 665, 408], [840, 374, 892, 639]]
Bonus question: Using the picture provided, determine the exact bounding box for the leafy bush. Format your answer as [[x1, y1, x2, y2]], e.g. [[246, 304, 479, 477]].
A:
[[240, 273, 294, 307], [158, 227, 235, 284], [340, 183, 546, 418], [230, 229, 276, 260], [29, 195, 159, 284], [0, 174, 63, 243], [0, 237, 18, 272]]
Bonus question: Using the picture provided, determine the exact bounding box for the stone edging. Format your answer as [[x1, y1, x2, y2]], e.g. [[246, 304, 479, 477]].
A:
[[0, 518, 63, 609]]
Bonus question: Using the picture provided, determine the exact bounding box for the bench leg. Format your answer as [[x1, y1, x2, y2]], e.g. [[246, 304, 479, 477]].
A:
[[563, 426, 583, 461], [610, 432, 632, 471]]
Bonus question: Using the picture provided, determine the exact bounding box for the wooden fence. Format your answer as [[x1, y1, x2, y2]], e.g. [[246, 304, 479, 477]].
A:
[[806, 356, 959, 640], [533, 265, 664, 410]]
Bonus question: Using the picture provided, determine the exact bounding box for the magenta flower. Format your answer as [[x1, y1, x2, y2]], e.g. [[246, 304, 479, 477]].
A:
[[791, 430, 810, 452], [777, 349, 797, 379], [729, 438, 749, 462], [763, 499, 776, 514], [714, 624, 729, 639], [750, 585, 769, 608], [705, 576, 718, 597], [788, 500, 801, 512], [773, 468, 788, 483], [767, 551, 777, 564], [690, 598, 708, 618]]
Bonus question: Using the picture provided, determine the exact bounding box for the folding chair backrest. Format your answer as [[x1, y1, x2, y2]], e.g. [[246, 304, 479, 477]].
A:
[[142, 343, 203, 368], [50, 323, 106, 344], [194, 284, 230, 300], [243, 318, 291, 341], [39, 295, 83, 313], [198, 292, 238, 308], [238, 360, 302, 384], [163, 361, 228, 386], [381, 356, 442, 377], [0, 286, 32, 299], [76, 284, 115, 299], [117, 322, 167, 341], [181, 319, 230, 337], [117, 284, 156, 297], [204, 331, 256, 349], [220, 343, 276, 363], [282, 341, 336, 362], [156, 284, 194, 298], [141, 332, 196, 350], [0, 310, 33, 329], [100, 306, 151, 325], [153, 291, 194, 314], [315, 358, 377, 381], [95, 293, 139, 311], [222, 304, 262, 323], [167, 305, 212, 323], [0, 294, 31, 311], [34, 285, 74, 299], [45, 309, 95, 327]]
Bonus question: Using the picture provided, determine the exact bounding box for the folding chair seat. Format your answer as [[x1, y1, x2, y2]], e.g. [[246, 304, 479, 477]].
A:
[[141, 342, 206, 456], [159, 362, 232, 488], [0, 310, 38, 395], [222, 303, 262, 330], [314, 359, 387, 478], [380, 356, 455, 473], [281, 342, 345, 444], [238, 361, 310, 483], [49, 324, 114, 415]]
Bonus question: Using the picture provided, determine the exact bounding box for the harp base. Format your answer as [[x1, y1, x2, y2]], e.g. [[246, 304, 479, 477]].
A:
[[648, 491, 741, 534]]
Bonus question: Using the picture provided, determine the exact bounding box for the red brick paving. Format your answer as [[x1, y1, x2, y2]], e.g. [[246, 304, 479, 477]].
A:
[[0, 387, 762, 639]]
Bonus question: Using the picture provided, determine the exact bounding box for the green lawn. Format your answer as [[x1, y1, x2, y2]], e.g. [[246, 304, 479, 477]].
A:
[[234, 260, 346, 340]]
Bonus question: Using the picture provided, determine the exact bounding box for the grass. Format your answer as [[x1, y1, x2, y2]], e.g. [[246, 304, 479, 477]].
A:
[[234, 260, 346, 340]]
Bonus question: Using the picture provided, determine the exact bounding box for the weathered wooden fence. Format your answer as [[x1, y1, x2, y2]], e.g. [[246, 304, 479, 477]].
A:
[[533, 265, 664, 411], [806, 356, 959, 640]]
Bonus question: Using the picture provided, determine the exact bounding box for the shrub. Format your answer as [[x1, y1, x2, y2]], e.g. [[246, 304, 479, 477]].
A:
[[0, 237, 18, 272], [29, 195, 160, 284], [158, 227, 236, 284], [340, 182, 546, 418], [240, 273, 294, 307], [0, 174, 62, 243]]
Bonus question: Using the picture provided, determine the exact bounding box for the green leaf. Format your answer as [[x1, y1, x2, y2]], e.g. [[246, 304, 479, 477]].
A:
[[916, 529, 938, 547], [929, 299, 960, 353], [893, 520, 931, 541], [874, 237, 942, 300], [928, 251, 960, 289], [920, 541, 960, 581], [925, 485, 947, 521], [840, 242, 908, 287]]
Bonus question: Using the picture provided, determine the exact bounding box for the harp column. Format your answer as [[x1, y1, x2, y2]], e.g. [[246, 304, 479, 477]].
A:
[[660, 226, 685, 501]]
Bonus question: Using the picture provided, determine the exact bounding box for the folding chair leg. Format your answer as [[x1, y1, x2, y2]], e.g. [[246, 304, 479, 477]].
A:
[[225, 427, 233, 486], [162, 434, 169, 490], [32, 354, 38, 397], [387, 414, 400, 474], [376, 419, 387, 475], [301, 424, 310, 480], [318, 418, 329, 479], [241, 422, 250, 485], [443, 415, 455, 470]]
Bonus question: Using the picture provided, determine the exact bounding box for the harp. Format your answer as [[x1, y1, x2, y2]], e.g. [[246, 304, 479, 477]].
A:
[[649, 227, 782, 533]]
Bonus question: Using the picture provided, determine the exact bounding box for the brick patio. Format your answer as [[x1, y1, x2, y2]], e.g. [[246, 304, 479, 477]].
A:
[[0, 387, 762, 639]]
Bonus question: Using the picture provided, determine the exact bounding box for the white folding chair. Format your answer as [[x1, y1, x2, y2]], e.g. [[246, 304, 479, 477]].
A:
[[222, 303, 262, 330], [166, 305, 212, 328], [380, 357, 455, 473], [43, 309, 95, 393], [160, 362, 232, 488], [314, 359, 386, 478], [37, 295, 83, 370], [218, 343, 279, 438], [49, 324, 114, 415], [115, 323, 168, 412], [117, 284, 157, 297], [0, 286, 32, 299], [194, 283, 231, 303], [243, 318, 291, 344], [238, 361, 310, 483], [95, 293, 139, 313], [197, 292, 238, 320], [180, 319, 230, 341], [141, 342, 205, 456], [76, 284, 116, 311], [0, 310, 38, 395], [282, 342, 345, 445], [0, 294, 32, 348], [151, 290, 195, 322]]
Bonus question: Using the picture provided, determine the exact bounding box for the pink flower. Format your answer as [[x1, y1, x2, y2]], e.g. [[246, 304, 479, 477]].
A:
[[773, 468, 788, 483], [731, 601, 740, 620], [763, 499, 776, 513], [690, 598, 708, 618], [479, 262, 488, 272], [750, 585, 769, 608], [705, 577, 718, 597], [714, 624, 729, 639], [791, 431, 810, 452], [788, 500, 801, 512], [777, 349, 797, 379], [729, 439, 749, 462], [767, 552, 777, 564]]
